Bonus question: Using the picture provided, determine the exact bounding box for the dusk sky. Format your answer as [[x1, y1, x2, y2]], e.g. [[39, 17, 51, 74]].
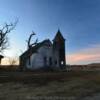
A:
[[0, 0, 100, 65]]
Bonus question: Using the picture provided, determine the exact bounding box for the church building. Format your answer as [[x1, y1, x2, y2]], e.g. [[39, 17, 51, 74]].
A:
[[20, 30, 66, 70]]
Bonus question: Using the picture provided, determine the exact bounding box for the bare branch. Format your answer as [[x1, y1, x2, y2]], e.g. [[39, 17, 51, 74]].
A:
[[31, 38, 38, 47], [8, 57, 18, 65], [26, 31, 38, 65], [0, 20, 18, 53], [26, 31, 38, 49]]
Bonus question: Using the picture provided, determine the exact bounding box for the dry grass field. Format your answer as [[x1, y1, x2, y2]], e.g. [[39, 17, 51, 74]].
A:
[[0, 71, 100, 100]]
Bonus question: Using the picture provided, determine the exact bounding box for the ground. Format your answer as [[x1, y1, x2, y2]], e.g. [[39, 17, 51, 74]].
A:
[[0, 71, 100, 100]]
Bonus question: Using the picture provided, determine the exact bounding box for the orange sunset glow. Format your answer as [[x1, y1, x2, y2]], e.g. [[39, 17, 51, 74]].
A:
[[67, 44, 100, 65]]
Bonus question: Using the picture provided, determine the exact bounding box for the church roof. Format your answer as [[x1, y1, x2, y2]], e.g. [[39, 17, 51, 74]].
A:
[[53, 30, 65, 41], [20, 39, 52, 59]]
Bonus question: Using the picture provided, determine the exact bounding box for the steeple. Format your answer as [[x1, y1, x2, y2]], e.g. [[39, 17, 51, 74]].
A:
[[53, 30, 66, 69], [53, 29, 65, 42]]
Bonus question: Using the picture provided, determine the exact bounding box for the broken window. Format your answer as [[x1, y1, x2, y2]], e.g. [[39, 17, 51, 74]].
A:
[[44, 56, 47, 66], [49, 57, 52, 66], [55, 60, 57, 65], [61, 61, 64, 65]]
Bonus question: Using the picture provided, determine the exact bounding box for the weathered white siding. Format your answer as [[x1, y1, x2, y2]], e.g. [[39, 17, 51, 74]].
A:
[[25, 40, 62, 70], [38, 45, 53, 66], [26, 53, 43, 69], [26, 43, 55, 70]]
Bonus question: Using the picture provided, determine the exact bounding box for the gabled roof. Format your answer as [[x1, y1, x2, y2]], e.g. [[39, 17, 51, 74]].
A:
[[20, 39, 52, 59], [53, 30, 65, 41]]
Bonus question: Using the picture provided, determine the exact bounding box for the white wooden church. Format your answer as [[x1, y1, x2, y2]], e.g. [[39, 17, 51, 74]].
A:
[[20, 30, 66, 70]]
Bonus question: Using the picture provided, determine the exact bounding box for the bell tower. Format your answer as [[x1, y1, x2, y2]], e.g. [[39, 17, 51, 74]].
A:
[[53, 30, 66, 68]]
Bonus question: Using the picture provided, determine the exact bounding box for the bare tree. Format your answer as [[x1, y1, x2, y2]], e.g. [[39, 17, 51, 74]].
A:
[[0, 21, 18, 53], [26, 31, 38, 49], [8, 56, 18, 65], [0, 20, 18, 64], [26, 31, 38, 65]]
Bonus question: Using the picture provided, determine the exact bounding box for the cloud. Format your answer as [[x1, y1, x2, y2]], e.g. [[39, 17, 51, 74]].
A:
[[67, 44, 100, 65]]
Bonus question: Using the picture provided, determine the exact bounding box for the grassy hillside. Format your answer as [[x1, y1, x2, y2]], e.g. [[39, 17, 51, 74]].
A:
[[0, 71, 100, 100]]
